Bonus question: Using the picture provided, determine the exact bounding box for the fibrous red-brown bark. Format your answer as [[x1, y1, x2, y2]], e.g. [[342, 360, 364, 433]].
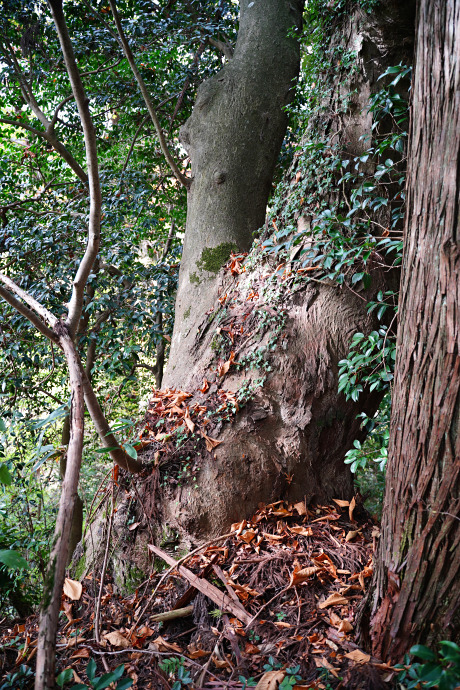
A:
[[367, 0, 460, 661]]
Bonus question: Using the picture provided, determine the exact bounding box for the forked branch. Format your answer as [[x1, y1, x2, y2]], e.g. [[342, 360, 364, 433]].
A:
[[48, 0, 102, 336]]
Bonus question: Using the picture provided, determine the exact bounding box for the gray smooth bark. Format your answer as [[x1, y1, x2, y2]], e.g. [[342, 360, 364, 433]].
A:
[[164, 0, 304, 387]]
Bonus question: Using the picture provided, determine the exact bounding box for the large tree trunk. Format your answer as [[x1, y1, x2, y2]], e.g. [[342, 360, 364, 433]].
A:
[[165, 0, 305, 383], [154, 0, 415, 540], [77, 1, 416, 589], [365, 0, 460, 661]]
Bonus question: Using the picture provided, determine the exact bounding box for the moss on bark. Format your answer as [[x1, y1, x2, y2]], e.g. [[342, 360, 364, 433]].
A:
[[196, 243, 238, 274]]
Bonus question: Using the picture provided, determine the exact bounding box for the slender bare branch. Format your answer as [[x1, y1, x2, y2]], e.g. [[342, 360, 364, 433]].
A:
[[81, 368, 142, 473], [80, 55, 125, 78], [120, 114, 149, 177], [79, 0, 121, 42], [0, 180, 54, 212], [108, 0, 190, 188], [208, 36, 234, 60], [1, 38, 48, 126], [0, 271, 58, 329], [119, 92, 181, 182], [35, 326, 85, 690], [0, 117, 88, 183], [0, 283, 58, 343], [160, 218, 176, 261], [49, 94, 74, 131], [48, 0, 102, 336]]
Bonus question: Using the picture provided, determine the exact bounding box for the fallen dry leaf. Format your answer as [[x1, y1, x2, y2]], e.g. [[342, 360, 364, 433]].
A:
[[62, 600, 74, 623], [63, 578, 82, 601], [262, 532, 284, 542], [217, 351, 235, 378], [231, 520, 246, 534], [293, 501, 307, 515], [314, 657, 339, 675], [152, 636, 182, 653], [255, 670, 286, 690], [333, 498, 350, 508], [311, 513, 340, 523], [289, 566, 319, 586], [245, 642, 261, 654], [330, 611, 341, 626], [70, 648, 90, 659], [187, 643, 209, 659], [345, 529, 361, 542], [345, 649, 371, 664], [338, 619, 353, 633], [136, 625, 155, 638], [212, 655, 231, 669], [318, 592, 349, 609], [202, 433, 223, 452], [104, 631, 131, 648], [349, 496, 356, 522], [184, 408, 195, 433], [289, 525, 313, 537], [238, 529, 256, 543]]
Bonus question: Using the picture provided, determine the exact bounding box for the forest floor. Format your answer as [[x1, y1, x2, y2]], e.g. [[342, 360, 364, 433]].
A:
[[0, 499, 402, 689]]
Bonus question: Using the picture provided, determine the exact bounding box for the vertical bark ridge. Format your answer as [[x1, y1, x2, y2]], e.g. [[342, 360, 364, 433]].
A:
[[369, 0, 460, 661]]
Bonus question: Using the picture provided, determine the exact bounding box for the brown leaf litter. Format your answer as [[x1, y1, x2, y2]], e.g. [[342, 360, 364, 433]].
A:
[[0, 497, 400, 689]]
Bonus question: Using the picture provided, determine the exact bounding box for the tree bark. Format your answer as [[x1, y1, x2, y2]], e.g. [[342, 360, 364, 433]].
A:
[[365, 0, 460, 661], [59, 415, 84, 563], [35, 326, 85, 690], [84, 3, 416, 586], [164, 0, 305, 386]]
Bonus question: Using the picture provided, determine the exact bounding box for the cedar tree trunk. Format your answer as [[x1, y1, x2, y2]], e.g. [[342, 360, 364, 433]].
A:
[[366, 0, 460, 661]]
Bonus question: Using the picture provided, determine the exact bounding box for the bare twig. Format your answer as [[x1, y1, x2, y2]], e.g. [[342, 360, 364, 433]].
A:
[[244, 585, 291, 630], [108, 0, 190, 188], [81, 367, 142, 473], [0, 282, 58, 343], [129, 531, 236, 636], [120, 93, 180, 181], [0, 117, 87, 183], [0, 271, 57, 329], [148, 544, 252, 624]]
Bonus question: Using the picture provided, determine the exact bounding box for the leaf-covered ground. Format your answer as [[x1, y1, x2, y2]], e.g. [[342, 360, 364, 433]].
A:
[[0, 499, 400, 689]]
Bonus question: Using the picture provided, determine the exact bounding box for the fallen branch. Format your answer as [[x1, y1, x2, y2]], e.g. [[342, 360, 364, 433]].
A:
[[129, 531, 236, 636], [170, 553, 219, 611], [148, 544, 252, 626], [150, 605, 194, 623]]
